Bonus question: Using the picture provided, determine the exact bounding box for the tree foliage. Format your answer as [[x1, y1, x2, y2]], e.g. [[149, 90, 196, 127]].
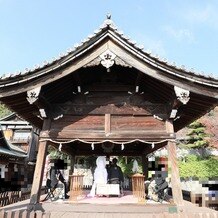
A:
[[118, 156, 143, 176], [200, 107, 218, 148], [179, 155, 218, 179], [184, 121, 209, 148], [0, 103, 11, 118], [47, 145, 70, 162], [177, 106, 218, 148]]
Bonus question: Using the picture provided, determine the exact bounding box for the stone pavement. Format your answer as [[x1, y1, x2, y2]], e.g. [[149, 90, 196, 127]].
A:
[[1, 191, 217, 218]]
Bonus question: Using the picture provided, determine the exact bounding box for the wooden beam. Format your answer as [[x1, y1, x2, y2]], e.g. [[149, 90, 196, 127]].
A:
[[86, 84, 135, 92], [166, 119, 183, 206], [54, 104, 154, 116], [29, 119, 51, 209], [73, 150, 147, 156], [48, 131, 172, 141], [105, 114, 111, 135]]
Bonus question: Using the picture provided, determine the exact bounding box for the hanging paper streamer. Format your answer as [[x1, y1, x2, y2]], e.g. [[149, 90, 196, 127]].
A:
[[58, 143, 62, 151], [121, 143, 124, 150], [39, 138, 175, 150], [91, 143, 95, 150]]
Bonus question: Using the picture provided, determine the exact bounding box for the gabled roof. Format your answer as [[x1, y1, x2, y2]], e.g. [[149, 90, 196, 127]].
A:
[[0, 16, 217, 92], [0, 15, 217, 131]]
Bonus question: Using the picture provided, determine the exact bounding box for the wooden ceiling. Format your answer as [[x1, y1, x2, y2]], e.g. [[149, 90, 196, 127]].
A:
[[0, 64, 217, 132]]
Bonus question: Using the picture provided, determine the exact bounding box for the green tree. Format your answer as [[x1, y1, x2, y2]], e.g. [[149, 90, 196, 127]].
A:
[[0, 103, 11, 118], [179, 155, 218, 179], [118, 156, 142, 177], [185, 121, 209, 149]]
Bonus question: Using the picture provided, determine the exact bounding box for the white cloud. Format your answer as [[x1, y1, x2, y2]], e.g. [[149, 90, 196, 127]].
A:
[[184, 4, 218, 28], [163, 26, 195, 43]]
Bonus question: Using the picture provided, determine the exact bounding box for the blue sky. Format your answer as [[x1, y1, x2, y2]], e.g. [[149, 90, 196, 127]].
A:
[[1, 0, 218, 78]]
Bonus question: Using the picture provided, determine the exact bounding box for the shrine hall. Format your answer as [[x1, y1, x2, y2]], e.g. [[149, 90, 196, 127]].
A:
[[0, 15, 217, 212]]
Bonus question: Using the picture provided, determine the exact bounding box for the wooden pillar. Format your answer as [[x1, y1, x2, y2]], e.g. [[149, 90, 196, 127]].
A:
[[29, 119, 51, 209], [166, 119, 184, 206], [105, 114, 111, 136], [141, 155, 148, 180]]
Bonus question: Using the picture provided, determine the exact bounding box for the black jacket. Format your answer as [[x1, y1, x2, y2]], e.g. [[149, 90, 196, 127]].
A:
[[108, 164, 124, 183]]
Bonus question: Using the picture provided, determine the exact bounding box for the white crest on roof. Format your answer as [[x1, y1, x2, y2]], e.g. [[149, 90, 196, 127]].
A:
[[100, 50, 116, 70]]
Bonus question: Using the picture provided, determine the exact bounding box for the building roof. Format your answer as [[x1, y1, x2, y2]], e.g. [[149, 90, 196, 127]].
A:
[[0, 112, 23, 121], [0, 129, 27, 158], [0, 15, 217, 132], [1, 15, 218, 85], [0, 112, 31, 126]]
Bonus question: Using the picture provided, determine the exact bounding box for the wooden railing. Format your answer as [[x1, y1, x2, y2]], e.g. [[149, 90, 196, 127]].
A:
[[0, 209, 50, 218], [190, 192, 218, 211], [0, 188, 46, 208], [0, 210, 217, 218], [0, 191, 25, 207], [168, 188, 218, 211]]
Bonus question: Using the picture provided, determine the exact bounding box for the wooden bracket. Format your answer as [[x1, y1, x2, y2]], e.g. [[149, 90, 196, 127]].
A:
[[26, 86, 52, 118], [26, 87, 41, 105], [174, 86, 190, 105]]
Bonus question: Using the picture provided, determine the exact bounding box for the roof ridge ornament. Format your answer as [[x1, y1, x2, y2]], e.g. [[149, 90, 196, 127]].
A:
[[103, 13, 114, 26], [174, 86, 190, 104], [107, 13, 111, 19]]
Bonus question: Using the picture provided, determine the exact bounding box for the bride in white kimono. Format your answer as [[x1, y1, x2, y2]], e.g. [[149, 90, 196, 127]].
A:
[[88, 156, 108, 197]]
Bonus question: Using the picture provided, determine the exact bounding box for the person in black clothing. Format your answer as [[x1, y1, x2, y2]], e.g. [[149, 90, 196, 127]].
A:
[[106, 160, 112, 174], [46, 159, 69, 199], [108, 158, 124, 195]]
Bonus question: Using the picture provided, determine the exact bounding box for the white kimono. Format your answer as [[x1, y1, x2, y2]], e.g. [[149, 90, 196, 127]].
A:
[[88, 156, 108, 197]]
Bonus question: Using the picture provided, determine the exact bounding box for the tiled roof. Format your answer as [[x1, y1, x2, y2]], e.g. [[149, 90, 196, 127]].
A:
[[0, 15, 217, 86], [0, 113, 16, 121], [0, 146, 27, 158], [0, 129, 27, 158], [7, 140, 27, 154]]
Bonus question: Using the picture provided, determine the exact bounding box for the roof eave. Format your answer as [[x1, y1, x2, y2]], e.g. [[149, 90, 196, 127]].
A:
[[0, 18, 217, 89]]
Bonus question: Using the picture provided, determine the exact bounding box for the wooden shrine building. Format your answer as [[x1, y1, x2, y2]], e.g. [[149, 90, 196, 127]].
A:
[[0, 16, 217, 209]]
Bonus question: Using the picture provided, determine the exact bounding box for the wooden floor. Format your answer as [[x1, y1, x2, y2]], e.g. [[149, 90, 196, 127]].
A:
[[1, 191, 217, 218]]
